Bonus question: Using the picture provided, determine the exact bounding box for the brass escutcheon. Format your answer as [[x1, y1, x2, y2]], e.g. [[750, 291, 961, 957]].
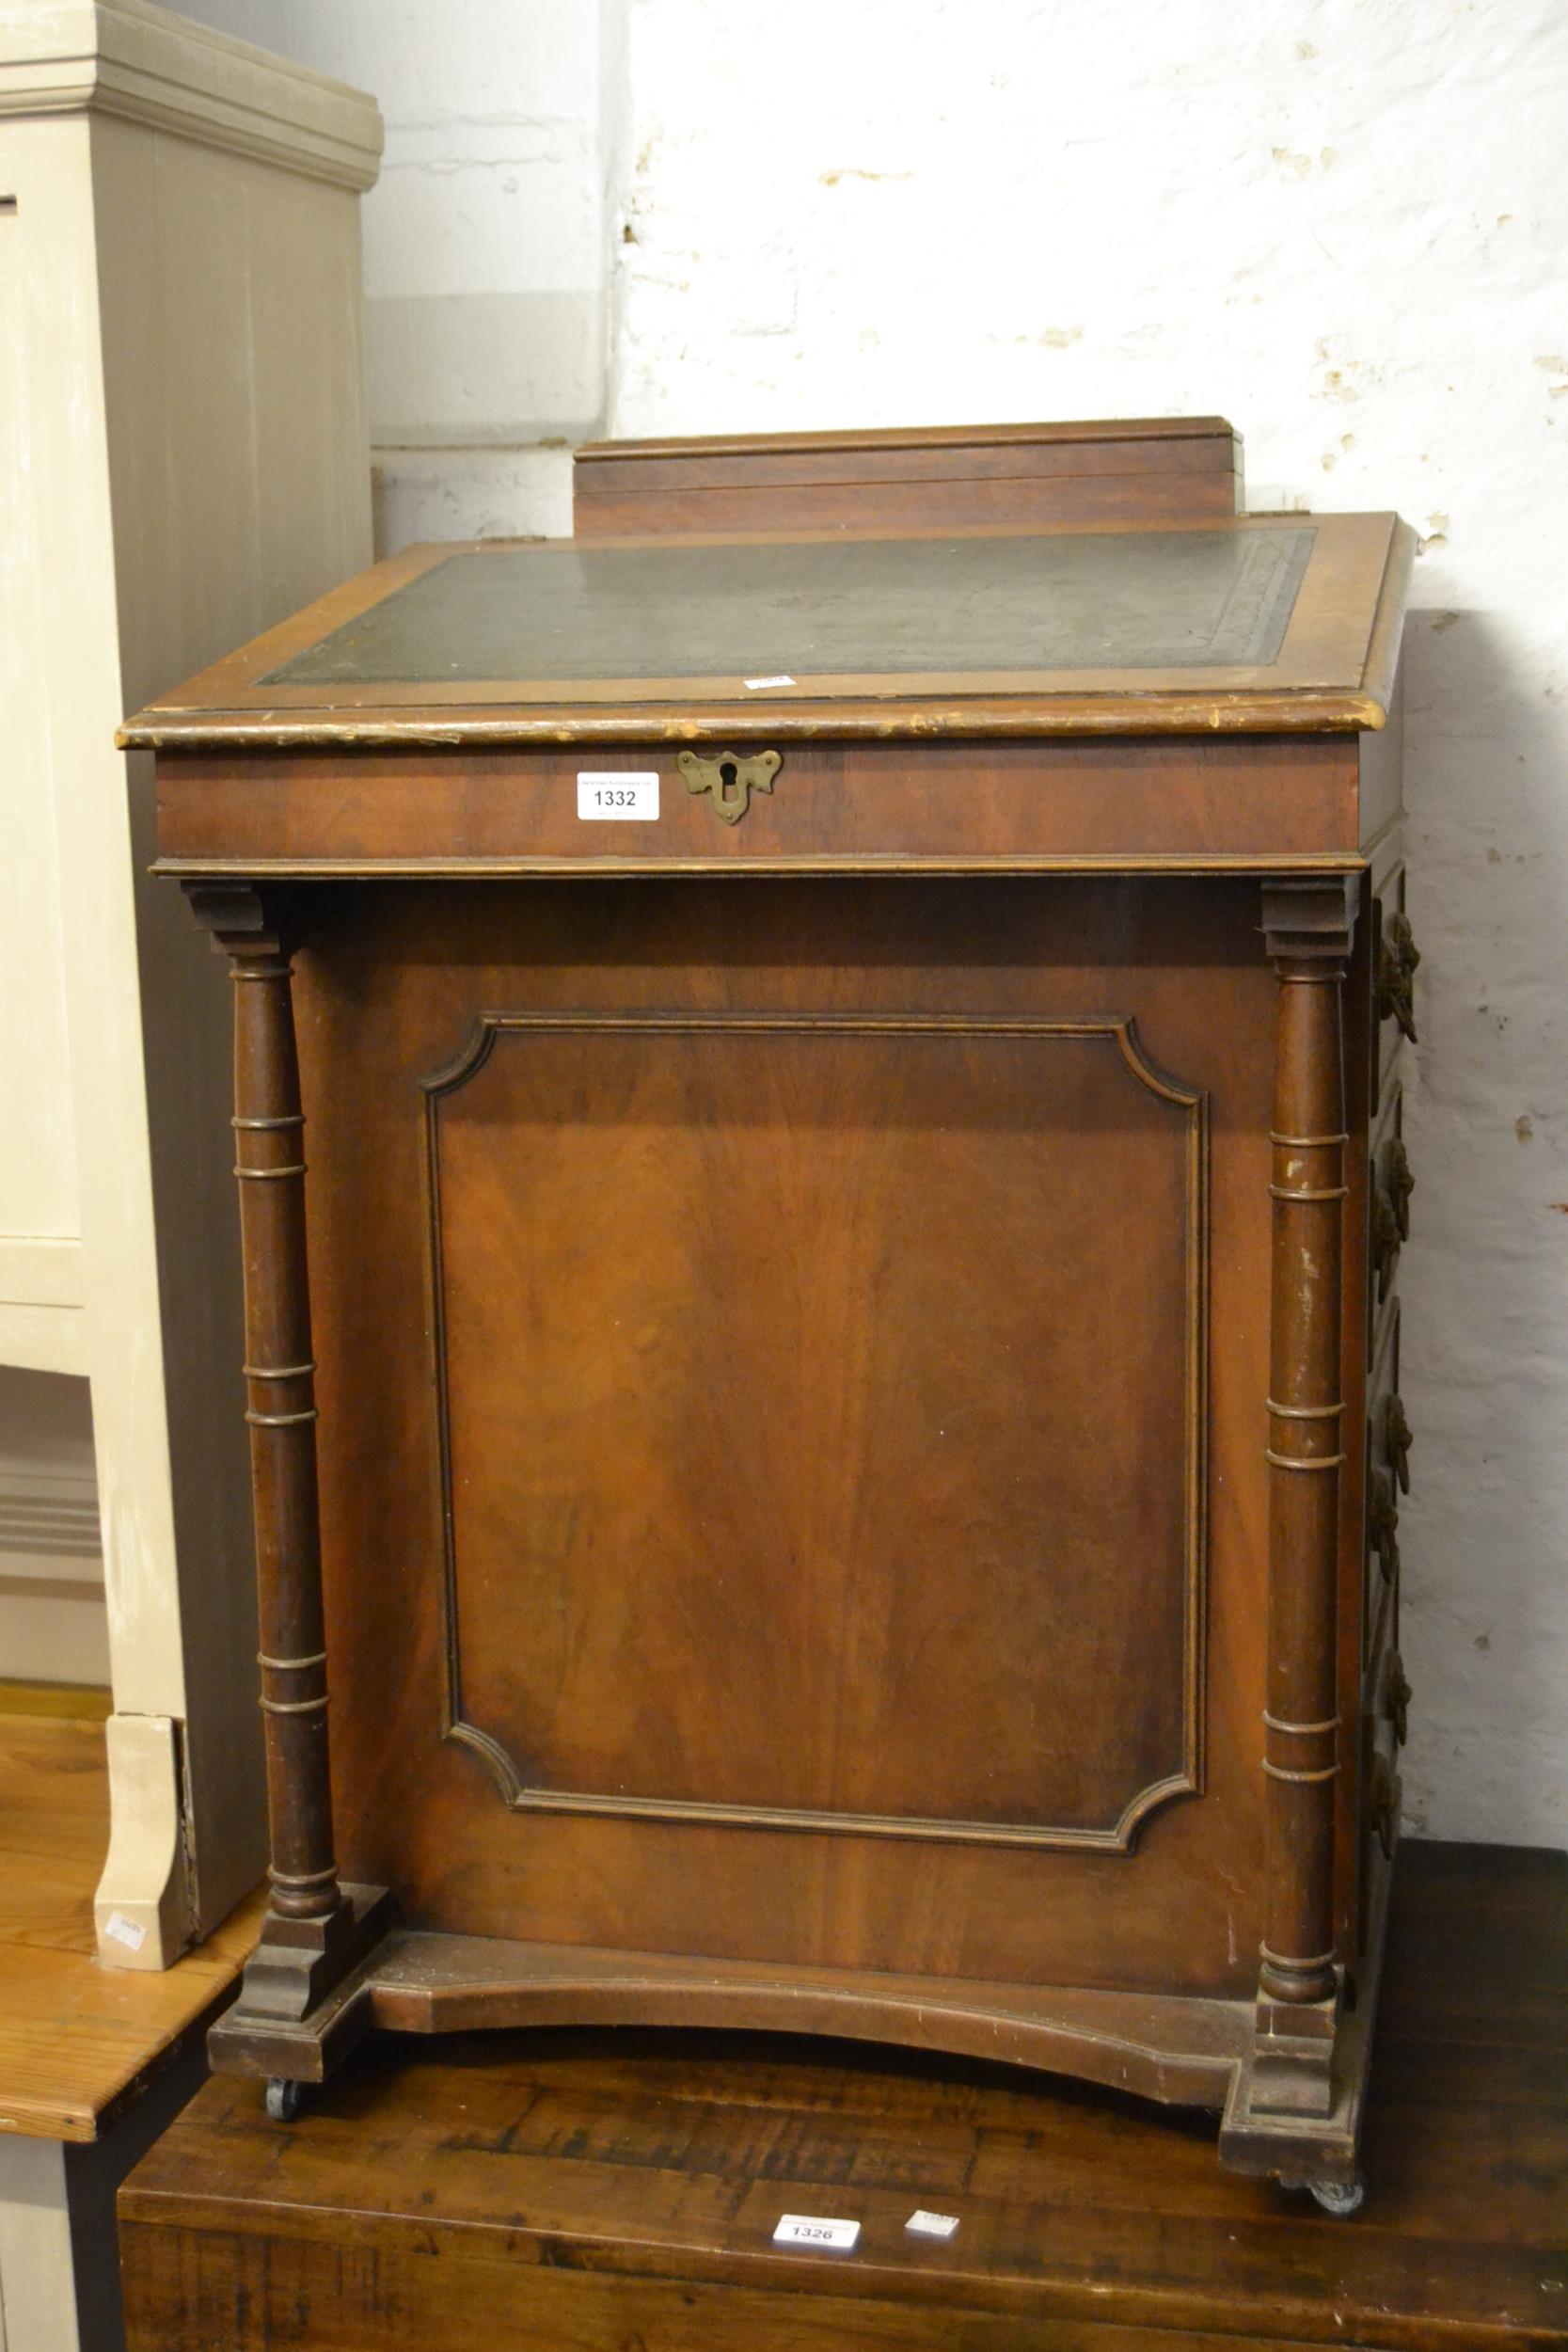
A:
[[676, 747, 782, 826]]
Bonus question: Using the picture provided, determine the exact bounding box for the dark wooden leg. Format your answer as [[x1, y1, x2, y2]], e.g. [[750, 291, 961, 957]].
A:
[[1222, 878, 1367, 2186], [184, 884, 390, 2085], [1260, 879, 1354, 2023], [232, 916, 338, 1924]]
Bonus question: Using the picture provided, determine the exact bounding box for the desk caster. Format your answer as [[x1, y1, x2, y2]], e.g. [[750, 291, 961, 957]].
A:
[[265, 2077, 308, 2122], [1280, 2171, 1365, 2217]]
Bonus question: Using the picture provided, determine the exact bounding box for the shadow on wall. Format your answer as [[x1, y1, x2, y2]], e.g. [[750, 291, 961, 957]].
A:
[[1398, 604, 1568, 1848]]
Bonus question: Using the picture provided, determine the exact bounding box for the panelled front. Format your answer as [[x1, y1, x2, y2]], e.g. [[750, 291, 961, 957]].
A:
[[427, 1014, 1204, 1850], [293, 875, 1275, 1999]]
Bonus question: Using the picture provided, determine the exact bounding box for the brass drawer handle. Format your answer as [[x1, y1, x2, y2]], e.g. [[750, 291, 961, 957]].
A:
[[1372, 1137, 1414, 1301], [1372, 1183, 1401, 1303], [1385, 1392, 1413, 1494], [1377, 910, 1420, 1044], [1370, 1753, 1402, 1858], [1386, 1136, 1415, 1242], [1369, 1466, 1400, 1585], [677, 748, 782, 826], [1386, 1653, 1413, 1748]]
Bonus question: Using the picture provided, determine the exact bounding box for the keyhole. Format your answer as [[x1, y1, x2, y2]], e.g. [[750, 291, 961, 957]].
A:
[[720, 760, 738, 794]]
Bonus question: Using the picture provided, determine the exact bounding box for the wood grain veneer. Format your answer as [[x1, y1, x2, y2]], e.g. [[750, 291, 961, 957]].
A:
[[573, 415, 1244, 538]]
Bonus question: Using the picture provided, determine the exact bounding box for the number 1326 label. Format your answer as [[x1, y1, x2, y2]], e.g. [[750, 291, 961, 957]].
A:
[[577, 771, 658, 820]]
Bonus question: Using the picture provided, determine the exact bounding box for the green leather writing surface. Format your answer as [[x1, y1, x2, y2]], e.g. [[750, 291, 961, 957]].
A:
[[263, 527, 1316, 690]]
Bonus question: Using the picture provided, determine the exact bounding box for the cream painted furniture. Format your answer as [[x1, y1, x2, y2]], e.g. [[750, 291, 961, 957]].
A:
[[0, 0, 381, 2021], [0, 1692, 266, 2352]]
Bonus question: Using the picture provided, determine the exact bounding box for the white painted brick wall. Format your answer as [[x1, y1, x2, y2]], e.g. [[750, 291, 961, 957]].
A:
[[173, 0, 1567, 1848]]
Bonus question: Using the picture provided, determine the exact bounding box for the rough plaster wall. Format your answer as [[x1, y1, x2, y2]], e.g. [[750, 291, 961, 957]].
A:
[[611, 0, 1567, 1850], [165, 0, 1564, 1850]]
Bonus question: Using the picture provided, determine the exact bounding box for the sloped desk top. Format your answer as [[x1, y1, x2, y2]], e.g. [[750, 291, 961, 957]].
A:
[[121, 511, 1412, 750]]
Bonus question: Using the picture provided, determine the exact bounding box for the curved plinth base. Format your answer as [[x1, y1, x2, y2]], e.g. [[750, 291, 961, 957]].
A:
[[210, 1842, 1393, 2195]]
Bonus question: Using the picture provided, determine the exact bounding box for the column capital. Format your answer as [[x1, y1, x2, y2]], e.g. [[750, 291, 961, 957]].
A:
[[182, 879, 288, 961], [1259, 875, 1359, 968]]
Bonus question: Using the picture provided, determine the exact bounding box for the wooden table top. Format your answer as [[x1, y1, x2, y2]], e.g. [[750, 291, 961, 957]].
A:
[[120, 1840, 1566, 2349], [119, 511, 1413, 749], [0, 1702, 265, 2143]]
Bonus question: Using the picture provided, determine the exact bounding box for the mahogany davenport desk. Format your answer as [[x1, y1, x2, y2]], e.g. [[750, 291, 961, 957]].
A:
[[123, 421, 1418, 2210]]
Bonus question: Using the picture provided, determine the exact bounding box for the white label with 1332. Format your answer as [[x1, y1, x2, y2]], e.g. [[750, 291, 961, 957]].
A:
[[577, 771, 659, 820]]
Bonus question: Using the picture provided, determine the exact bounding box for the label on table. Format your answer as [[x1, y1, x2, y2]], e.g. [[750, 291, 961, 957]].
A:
[[772, 2214, 861, 2251], [103, 1910, 148, 1952], [577, 771, 659, 820], [906, 2209, 960, 2239]]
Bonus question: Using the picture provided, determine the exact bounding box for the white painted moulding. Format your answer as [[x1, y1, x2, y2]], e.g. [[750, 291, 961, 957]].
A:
[[0, 0, 383, 190], [0, 1305, 86, 1380], [0, 1236, 83, 1311]]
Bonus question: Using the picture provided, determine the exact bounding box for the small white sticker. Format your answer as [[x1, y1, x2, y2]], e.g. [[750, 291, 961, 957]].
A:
[[577, 771, 658, 820], [744, 674, 795, 690], [772, 2214, 861, 2251], [103, 1910, 147, 1952], [906, 2209, 960, 2239]]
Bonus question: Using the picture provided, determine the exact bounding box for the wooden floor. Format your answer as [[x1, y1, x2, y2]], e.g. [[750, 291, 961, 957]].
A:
[[0, 1703, 265, 2142], [119, 1839, 1565, 2350]]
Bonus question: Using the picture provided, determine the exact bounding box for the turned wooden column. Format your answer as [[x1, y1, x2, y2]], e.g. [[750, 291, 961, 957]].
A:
[[1259, 878, 1357, 2010], [186, 883, 341, 1930]]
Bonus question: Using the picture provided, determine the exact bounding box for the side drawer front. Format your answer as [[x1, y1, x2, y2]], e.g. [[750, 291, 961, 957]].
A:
[[1364, 1303, 1406, 1670], [1360, 1620, 1409, 1938], [1371, 871, 1418, 1105], [1368, 1085, 1412, 1359]]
